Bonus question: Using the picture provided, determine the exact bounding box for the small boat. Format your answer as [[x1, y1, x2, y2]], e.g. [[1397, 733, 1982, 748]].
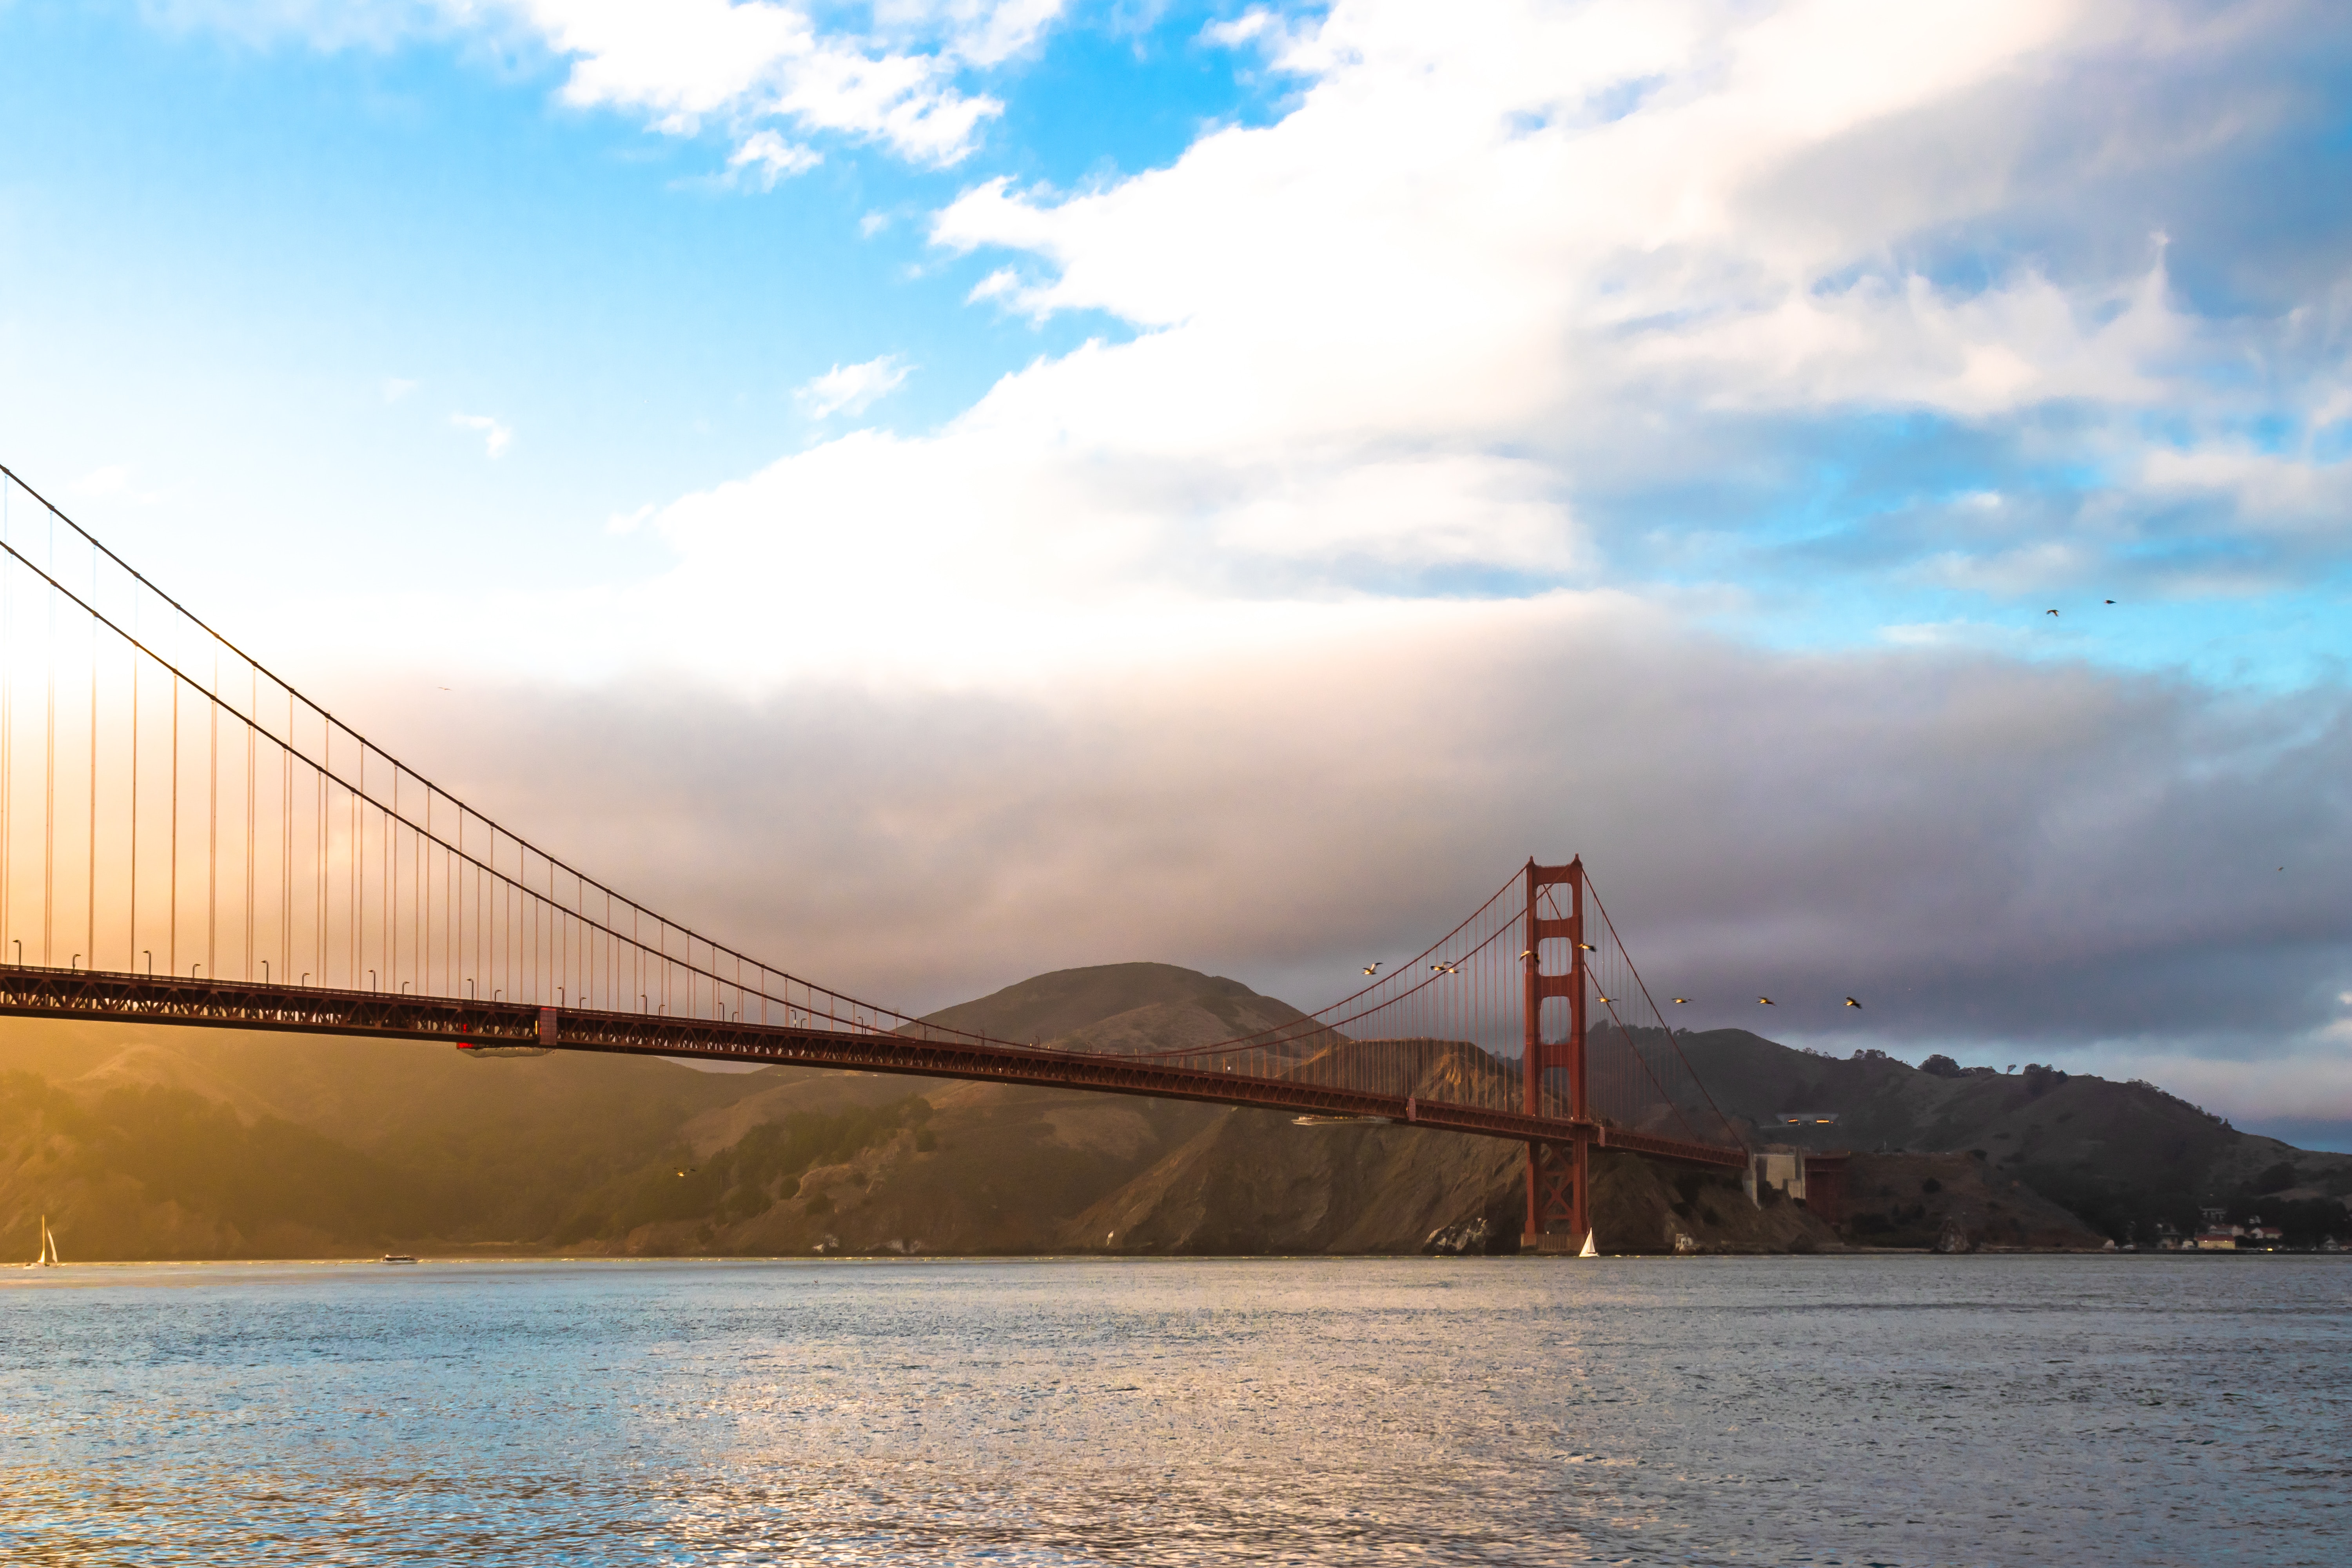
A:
[[1578, 1230, 1598, 1259], [25, 1216, 59, 1268], [380, 1254, 419, 1265]]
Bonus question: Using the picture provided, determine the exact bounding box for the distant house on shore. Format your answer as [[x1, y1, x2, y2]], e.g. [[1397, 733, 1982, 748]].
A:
[[1747, 1151, 1806, 1205], [1742, 1150, 1849, 1224]]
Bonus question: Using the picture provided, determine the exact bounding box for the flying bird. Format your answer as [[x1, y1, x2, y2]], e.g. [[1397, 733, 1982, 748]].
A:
[[2045, 608, 2059, 617], [2104, 599, 2116, 604], [1844, 996, 1862, 1008], [1361, 963, 1383, 976], [1576, 942, 1597, 952], [1429, 961, 1459, 975], [1520, 949, 1535, 960], [1671, 997, 1691, 1004], [1758, 996, 1775, 1005]]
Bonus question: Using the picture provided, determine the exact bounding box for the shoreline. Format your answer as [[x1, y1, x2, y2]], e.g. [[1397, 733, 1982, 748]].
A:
[[9, 1247, 2347, 1270]]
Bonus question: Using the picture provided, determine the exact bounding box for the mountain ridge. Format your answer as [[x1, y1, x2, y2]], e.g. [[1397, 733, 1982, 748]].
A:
[[2, 967, 2346, 1259]]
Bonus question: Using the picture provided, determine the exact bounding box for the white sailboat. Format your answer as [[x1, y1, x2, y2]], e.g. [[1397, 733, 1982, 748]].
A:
[[1578, 1230, 1598, 1258], [25, 1215, 59, 1268]]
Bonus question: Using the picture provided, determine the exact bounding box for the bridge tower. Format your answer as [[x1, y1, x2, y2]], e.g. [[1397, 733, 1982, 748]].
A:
[[1522, 858, 1588, 1249]]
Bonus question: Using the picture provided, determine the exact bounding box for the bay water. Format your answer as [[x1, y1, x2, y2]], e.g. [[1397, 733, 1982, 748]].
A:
[[2, 1255, 2345, 1565]]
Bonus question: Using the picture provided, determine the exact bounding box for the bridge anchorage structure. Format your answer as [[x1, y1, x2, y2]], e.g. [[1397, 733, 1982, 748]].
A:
[[0, 461, 1747, 1250]]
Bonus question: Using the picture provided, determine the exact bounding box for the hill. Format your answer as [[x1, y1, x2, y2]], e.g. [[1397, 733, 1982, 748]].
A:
[[0, 967, 1307, 1260], [1670, 1028, 2352, 1243], [3, 975, 2347, 1259]]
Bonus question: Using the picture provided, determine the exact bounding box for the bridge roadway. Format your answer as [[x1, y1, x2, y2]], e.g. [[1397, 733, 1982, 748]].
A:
[[0, 963, 1745, 1171]]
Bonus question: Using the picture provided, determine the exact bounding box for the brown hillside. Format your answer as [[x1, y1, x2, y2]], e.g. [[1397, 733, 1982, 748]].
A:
[[1837, 1151, 2105, 1250], [8, 970, 2340, 1259], [917, 962, 1310, 1047], [1674, 1028, 2352, 1240]]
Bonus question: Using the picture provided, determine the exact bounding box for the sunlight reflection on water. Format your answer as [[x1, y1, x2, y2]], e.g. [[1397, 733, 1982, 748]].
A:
[[2, 1256, 2346, 1565]]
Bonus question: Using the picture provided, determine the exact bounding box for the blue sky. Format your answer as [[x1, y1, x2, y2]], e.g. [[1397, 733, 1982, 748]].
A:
[[0, 2, 1291, 599], [4, 0, 2351, 1138]]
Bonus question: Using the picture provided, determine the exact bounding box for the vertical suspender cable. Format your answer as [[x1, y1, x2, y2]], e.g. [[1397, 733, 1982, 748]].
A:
[[392, 769, 398, 990], [414, 799, 422, 992], [316, 729, 325, 989], [283, 691, 292, 985], [128, 593, 138, 971], [349, 753, 359, 987], [169, 675, 178, 976], [207, 650, 217, 978], [44, 536, 56, 965], [2, 500, 12, 967], [380, 757, 389, 986], [245, 666, 255, 978], [87, 550, 97, 970], [317, 722, 326, 987]]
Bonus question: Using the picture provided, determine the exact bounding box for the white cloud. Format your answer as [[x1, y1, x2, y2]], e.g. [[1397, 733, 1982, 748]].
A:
[[450, 412, 513, 457], [1201, 9, 1282, 50], [872, 0, 1065, 67], [795, 354, 913, 419], [151, 1, 1044, 167], [475, 0, 2345, 692], [499, 0, 1010, 167], [2137, 444, 2352, 538], [727, 129, 821, 187], [382, 376, 418, 403], [928, 0, 2158, 432]]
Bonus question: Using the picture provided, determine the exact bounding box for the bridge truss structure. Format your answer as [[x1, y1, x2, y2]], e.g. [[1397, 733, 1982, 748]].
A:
[[0, 463, 1744, 1245]]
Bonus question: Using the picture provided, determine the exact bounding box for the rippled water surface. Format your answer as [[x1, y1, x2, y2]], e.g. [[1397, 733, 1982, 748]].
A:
[[2, 1255, 2346, 1565]]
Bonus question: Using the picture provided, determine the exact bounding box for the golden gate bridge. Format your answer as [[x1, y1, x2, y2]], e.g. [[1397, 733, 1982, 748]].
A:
[[0, 462, 1745, 1247]]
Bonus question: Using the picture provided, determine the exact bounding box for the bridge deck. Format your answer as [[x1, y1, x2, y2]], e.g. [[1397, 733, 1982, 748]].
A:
[[0, 965, 1746, 1170]]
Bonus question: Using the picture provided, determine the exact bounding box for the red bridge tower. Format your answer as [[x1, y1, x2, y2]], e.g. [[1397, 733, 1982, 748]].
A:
[[1523, 858, 1588, 1249]]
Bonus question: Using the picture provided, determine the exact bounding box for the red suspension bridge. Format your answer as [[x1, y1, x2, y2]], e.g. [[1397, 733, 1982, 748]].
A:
[[0, 463, 1746, 1246]]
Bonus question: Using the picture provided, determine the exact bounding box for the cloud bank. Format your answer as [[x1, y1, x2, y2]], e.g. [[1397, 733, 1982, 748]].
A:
[[380, 598, 2351, 1113]]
